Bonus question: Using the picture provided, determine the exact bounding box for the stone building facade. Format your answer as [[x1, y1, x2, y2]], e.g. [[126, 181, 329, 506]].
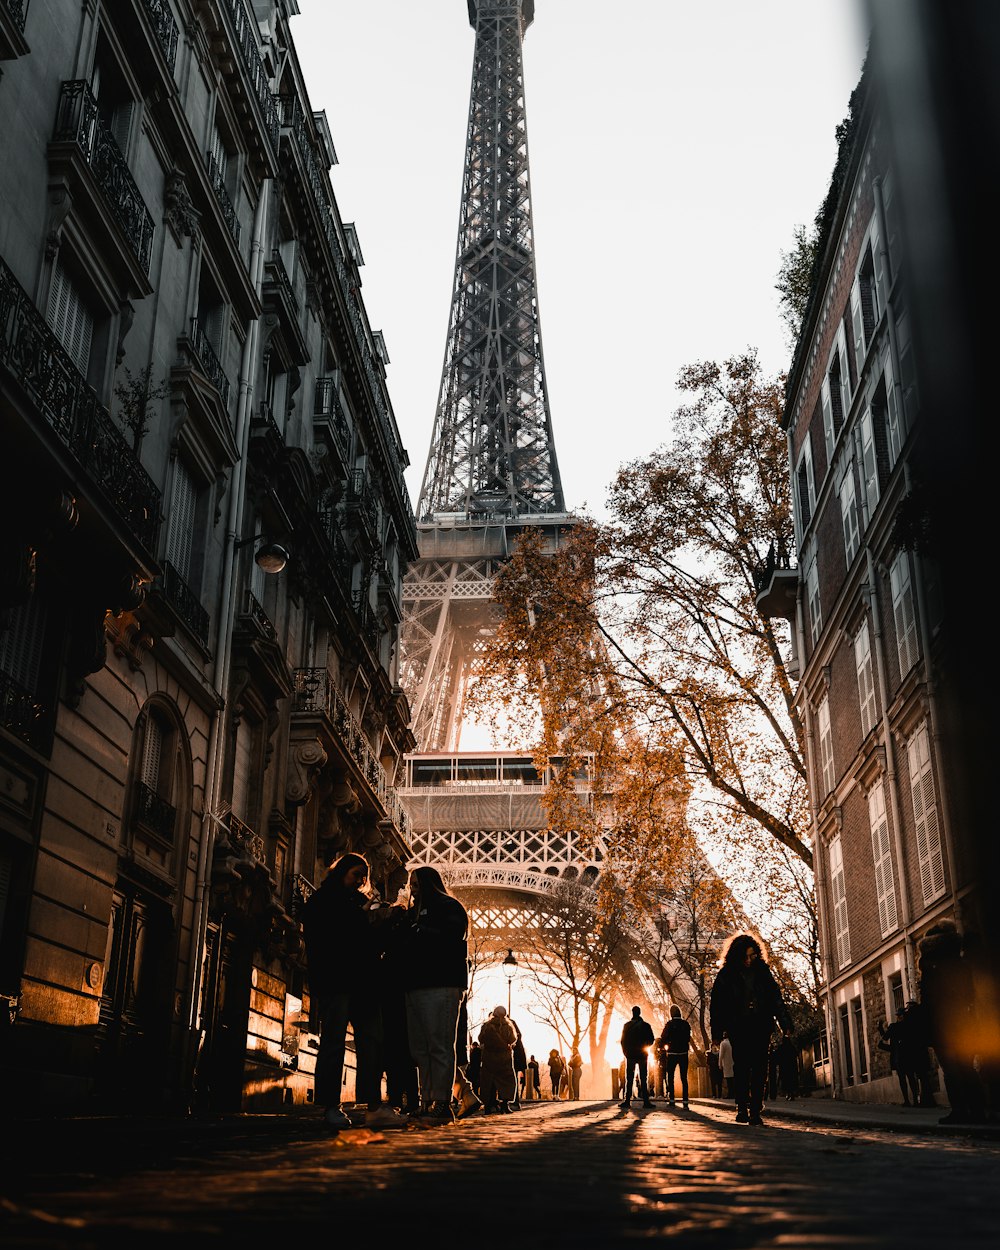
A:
[[756, 62, 980, 1104], [0, 0, 417, 1113]]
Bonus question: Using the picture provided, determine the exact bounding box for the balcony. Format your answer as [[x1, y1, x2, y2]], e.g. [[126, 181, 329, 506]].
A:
[[205, 150, 241, 249], [1, 0, 29, 60], [345, 468, 380, 547], [51, 79, 154, 276], [0, 256, 161, 556], [754, 542, 799, 621], [0, 669, 49, 754], [189, 317, 231, 410], [132, 780, 176, 846], [313, 376, 352, 472], [291, 667, 411, 845], [262, 251, 308, 365], [139, 0, 178, 72], [158, 559, 210, 646]]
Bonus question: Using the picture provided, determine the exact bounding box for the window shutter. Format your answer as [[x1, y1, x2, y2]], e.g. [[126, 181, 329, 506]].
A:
[[0, 598, 45, 691], [839, 465, 860, 567], [165, 461, 197, 577], [868, 780, 897, 936], [870, 212, 886, 318], [908, 724, 946, 903], [859, 407, 879, 524], [46, 258, 94, 375], [836, 322, 851, 410], [140, 714, 163, 792], [890, 552, 919, 677], [850, 275, 865, 377], [854, 620, 878, 737], [806, 553, 822, 646], [818, 696, 835, 796], [882, 347, 903, 467], [830, 838, 850, 968], [821, 374, 835, 462]]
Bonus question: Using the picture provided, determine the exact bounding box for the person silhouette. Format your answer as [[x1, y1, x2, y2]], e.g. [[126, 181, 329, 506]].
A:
[[710, 932, 792, 1126], [660, 1004, 692, 1107], [620, 1006, 655, 1109]]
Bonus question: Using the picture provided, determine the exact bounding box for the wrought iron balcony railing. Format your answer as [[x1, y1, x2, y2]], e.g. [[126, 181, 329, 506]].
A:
[[189, 317, 231, 409], [313, 376, 352, 467], [291, 667, 411, 840], [52, 80, 154, 275], [228, 812, 267, 866], [140, 0, 178, 71], [205, 150, 241, 247], [133, 780, 176, 845], [0, 668, 48, 754], [3, 0, 28, 34], [159, 559, 210, 645], [0, 256, 161, 554], [221, 0, 279, 153]]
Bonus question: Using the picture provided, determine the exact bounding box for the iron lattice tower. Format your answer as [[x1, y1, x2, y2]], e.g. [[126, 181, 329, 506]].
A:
[[401, 0, 572, 752]]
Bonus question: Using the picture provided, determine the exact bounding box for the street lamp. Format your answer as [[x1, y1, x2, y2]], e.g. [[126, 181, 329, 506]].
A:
[[502, 948, 518, 1014]]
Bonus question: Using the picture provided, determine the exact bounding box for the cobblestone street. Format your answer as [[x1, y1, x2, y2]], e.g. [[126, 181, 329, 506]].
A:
[[3, 1099, 998, 1248]]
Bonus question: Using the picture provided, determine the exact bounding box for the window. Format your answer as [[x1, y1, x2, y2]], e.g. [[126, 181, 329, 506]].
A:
[[850, 214, 886, 376], [887, 969, 905, 1018], [817, 695, 835, 797], [46, 256, 95, 376], [821, 324, 851, 461], [829, 836, 850, 969], [857, 405, 880, 526], [795, 435, 816, 532], [838, 461, 860, 568], [838, 1001, 855, 1084], [889, 550, 919, 678], [907, 722, 946, 904], [164, 459, 198, 583], [880, 346, 904, 469], [131, 704, 180, 848], [0, 597, 46, 694], [854, 619, 878, 737], [851, 995, 869, 1083], [805, 548, 822, 646], [867, 780, 897, 937]]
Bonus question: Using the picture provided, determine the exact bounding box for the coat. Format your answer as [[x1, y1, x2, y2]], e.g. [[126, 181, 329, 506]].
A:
[[302, 876, 382, 1005], [718, 1036, 734, 1078], [710, 959, 791, 1043], [621, 1015, 655, 1057], [479, 1013, 517, 1100]]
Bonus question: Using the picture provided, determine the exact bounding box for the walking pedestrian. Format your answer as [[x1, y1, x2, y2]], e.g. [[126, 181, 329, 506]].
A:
[[479, 1005, 518, 1113], [547, 1049, 565, 1099], [620, 1005, 655, 1109], [718, 1032, 735, 1099], [660, 1004, 692, 1108], [467, 1040, 482, 1096], [301, 852, 404, 1130], [402, 865, 470, 1124], [709, 932, 792, 1126]]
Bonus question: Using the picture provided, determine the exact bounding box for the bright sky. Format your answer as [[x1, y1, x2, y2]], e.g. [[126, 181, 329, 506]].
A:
[[291, 0, 869, 521]]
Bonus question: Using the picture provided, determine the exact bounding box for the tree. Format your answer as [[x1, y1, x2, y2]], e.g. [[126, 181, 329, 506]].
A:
[[775, 223, 818, 350], [469, 351, 815, 995]]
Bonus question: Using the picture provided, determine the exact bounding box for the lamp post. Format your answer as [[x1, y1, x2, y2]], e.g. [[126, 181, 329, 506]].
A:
[[502, 948, 518, 1014]]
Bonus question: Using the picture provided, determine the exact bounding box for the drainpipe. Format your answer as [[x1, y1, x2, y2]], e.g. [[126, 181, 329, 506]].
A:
[[184, 181, 272, 1053]]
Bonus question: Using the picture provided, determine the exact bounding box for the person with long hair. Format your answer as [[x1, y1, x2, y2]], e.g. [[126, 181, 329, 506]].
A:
[[402, 865, 470, 1123], [302, 852, 404, 1130], [709, 932, 792, 1126]]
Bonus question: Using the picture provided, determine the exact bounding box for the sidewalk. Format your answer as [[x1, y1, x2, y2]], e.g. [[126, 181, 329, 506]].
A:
[[690, 1092, 1000, 1140]]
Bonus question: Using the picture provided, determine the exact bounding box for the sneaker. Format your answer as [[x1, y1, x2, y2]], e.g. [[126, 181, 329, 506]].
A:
[[735, 1109, 749, 1123], [365, 1104, 407, 1129], [457, 1091, 483, 1120], [323, 1106, 352, 1129], [619, 1100, 631, 1107], [642, 1100, 654, 1108], [426, 1101, 455, 1123], [749, 1113, 764, 1126]]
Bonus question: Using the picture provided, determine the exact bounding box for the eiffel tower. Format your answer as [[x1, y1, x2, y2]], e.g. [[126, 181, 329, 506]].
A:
[[397, 1, 686, 1015]]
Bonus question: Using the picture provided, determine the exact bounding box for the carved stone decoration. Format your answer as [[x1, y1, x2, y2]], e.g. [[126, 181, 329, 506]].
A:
[[163, 167, 200, 242], [44, 182, 72, 259], [115, 301, 135, 368], [285, 737, 328, 807], [105, 609, 154, 671]]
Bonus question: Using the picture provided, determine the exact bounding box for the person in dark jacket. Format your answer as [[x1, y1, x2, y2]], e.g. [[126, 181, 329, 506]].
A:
[[710, 932, 792, 1126], [402, 866, 470, 1123], [620, 1005, 655, 1108], [302, 852, 403, 1130], [877, 1006, 916, 1105], [917, 921, 987, 1124], [510, 1016, 528, 1108], [660, 1004, 692, 1107]]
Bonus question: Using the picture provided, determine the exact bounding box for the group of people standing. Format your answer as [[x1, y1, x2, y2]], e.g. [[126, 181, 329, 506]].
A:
[[303, 853, 478, 1129]]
